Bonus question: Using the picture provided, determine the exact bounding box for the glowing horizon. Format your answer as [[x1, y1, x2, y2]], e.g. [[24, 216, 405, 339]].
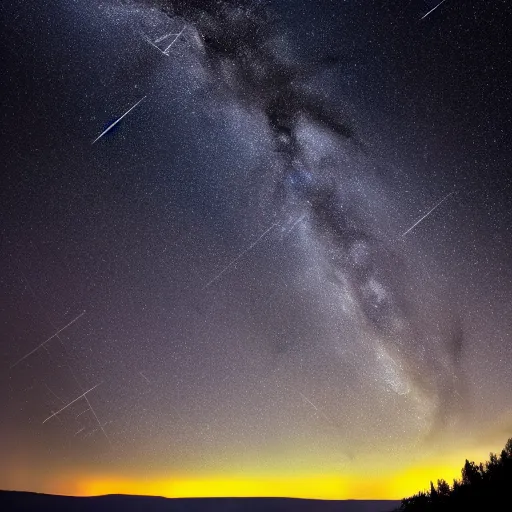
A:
[[3, 438, 507, 501]]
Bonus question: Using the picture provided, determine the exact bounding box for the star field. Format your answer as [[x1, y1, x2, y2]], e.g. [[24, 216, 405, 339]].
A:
[[0, 0, 511, 500]]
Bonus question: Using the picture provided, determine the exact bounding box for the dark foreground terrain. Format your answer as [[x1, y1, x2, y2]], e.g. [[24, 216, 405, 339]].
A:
[[0, 491, 399, 512]]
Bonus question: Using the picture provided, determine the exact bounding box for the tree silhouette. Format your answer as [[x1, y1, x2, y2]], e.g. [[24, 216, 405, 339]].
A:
[[504, 438, 512, 457], [461, 459, 481, 486], [396, 437, 512, 511], [436, 479, 450, 498]]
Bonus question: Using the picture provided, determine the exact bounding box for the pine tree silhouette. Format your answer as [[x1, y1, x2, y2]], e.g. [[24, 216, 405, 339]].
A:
[[397, 437, 512, 511]]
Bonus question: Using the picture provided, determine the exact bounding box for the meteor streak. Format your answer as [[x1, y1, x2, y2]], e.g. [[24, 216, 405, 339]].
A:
[[163, 25, 186, 54], [143, 34, 168, 55], [92, 96, 146, 144], [140, 371, 151, 384], [10, 311, 85, 369], [421, 0, 448, 20], [402, 191, 455, 237], [203, 220, 280, 289], [42, 383, 101, 424]]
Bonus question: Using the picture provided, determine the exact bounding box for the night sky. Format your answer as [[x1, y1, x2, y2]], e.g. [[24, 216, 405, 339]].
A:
[[1, 0, 511, 500]]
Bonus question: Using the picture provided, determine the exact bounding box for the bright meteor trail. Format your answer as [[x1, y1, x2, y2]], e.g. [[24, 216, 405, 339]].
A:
[[421, 0, 448, 20], [402, 191, 455, 237], [92, 96, 146, 144]]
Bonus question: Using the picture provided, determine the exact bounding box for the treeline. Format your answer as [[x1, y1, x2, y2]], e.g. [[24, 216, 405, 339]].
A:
[[396, 437, 512, 511]]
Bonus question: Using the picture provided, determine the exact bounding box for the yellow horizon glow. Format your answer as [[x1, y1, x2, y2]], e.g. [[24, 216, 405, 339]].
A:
[[73, 466, 460, 500], [4, 439, 506, 501], [4, 464, 468, 501]]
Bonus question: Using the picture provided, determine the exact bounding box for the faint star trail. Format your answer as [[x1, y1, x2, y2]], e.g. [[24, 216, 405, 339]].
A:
[[282, 214, 306, 238], [74, 426, 86, 436], [154, 31, 177, 44], [299, 391, 318, 411], [402, 191, 455, 237], [140, 371, 151, 384], [80, 381, 112, 446], [45, 383, 64, 404], [298, 391, 339, 427], [163, 25, 186, 54], [203, 220, 280, 289], [13, 270, 111, 445], [84, 428, 99, 439], [10, 311, 86, 369], [43, 383, 101, 424], [142, 34, 168, 55]]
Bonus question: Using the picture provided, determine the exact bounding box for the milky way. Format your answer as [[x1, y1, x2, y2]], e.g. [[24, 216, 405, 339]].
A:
[[1, 0, 511, 499], [141, 0, 466, 432]]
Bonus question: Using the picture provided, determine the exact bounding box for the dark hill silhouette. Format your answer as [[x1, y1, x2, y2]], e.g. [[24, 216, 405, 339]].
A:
[[0, 492, 399, 512], [396, 437, 512, 511]]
